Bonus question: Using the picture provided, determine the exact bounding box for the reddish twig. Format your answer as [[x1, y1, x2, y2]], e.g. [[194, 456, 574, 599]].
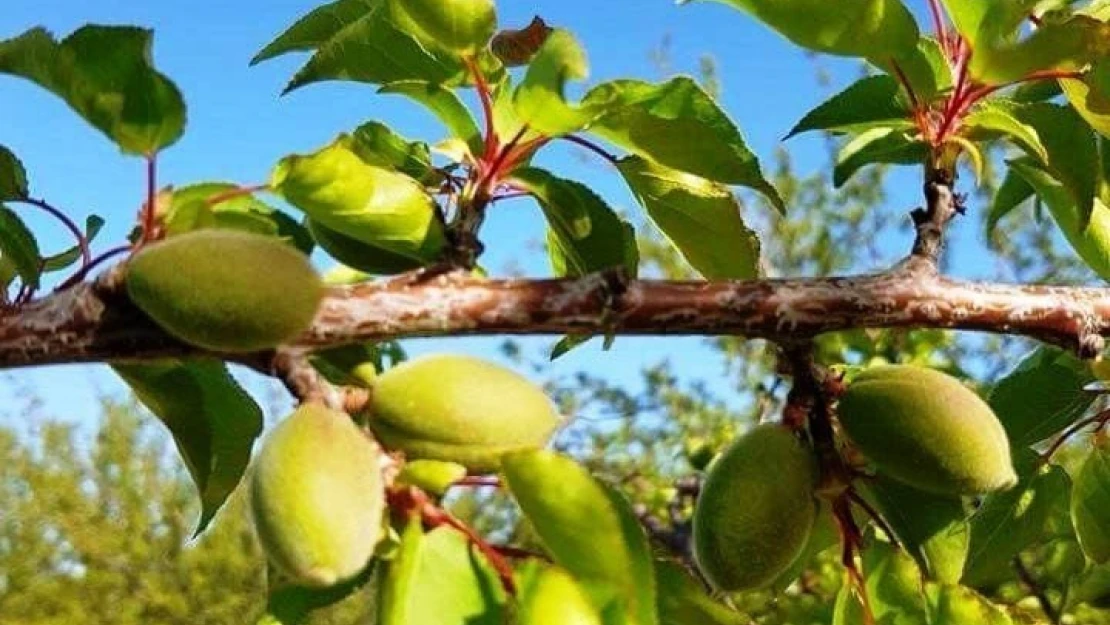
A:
[[141, 155, 158, 242], [56, 245, 131, 291], [203, 184, 270, 207], [13, 198, 91, 269], [560, 134, 620, 165], [465, 57, 499, 163]]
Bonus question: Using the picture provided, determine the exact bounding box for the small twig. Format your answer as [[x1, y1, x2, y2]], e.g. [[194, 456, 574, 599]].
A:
[[1014, 555, 1061, 624], [560, 134, 620, 165], [13, 198, 91, 268], [1041, 409, 1110, 462], [846, 489, 901, 551], [450, 476, 502, 489]]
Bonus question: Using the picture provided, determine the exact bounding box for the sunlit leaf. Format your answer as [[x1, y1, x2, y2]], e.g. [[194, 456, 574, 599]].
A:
[[1072, 442, 1110, 563], [501, 450, 658, 625], [378, 81, 483, 155], [113, 359, 263, 536], [831, 540, 929, 625], [0, 26, 185, 154], [963, 100, 1049, 162], [585, 77, 783, 211], [42, 215, 105, 274], [679, 0, 919, 58], [1062, 58, 1110, 139], [350, 120, 437, 182], [252, 0, 381, 64], [617, 156, 761, 279], [930, 584, 1014, 625], [513, 29, 599, 135]]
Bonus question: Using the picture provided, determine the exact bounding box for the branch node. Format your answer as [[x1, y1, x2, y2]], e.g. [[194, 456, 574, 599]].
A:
[[910, 179, 960, 263]]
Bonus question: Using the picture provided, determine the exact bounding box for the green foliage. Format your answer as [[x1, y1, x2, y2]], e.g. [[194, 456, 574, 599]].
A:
[[1073, 440, 1110, 563], [113, 359, 263, 535]]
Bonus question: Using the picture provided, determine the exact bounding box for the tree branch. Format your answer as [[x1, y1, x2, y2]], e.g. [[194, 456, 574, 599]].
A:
[[2, 263, 1110, 370]]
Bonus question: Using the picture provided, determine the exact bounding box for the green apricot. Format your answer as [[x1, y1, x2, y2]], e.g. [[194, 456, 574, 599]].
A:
[[369, 354, 561, 472], [388, 0, 497, 55], [837, 365, 1017, 495], [692, 424, 818, 592], [518, 566, 603, 625], [395, 459, 468, 497], [126, 230, 323, 352], [249, 403, 386, 587]]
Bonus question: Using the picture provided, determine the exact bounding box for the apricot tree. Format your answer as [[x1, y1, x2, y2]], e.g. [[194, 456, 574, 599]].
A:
[[1, 0, 1110, 623]]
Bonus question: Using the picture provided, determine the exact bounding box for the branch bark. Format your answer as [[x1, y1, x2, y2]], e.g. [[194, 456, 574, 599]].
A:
[[2, 259, 1107, 371]]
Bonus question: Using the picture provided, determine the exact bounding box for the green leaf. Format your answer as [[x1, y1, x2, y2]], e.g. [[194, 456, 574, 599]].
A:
[[252, 0, 381, 64], [271, 136, 446, 261], [387, 0, 497, 56], [0, 205, 41, 288], [988, 346, 1096, 448], [872, 37, 952, 105], [1012, 79, 1063, 103], [378, 81, 483, 156], [963, 100, 1049, 162], [965, 452, 1070, 586], [42, 215, 105, 274], [617, 156, 761, 280], [833, 127, 927, 188], [655, 559, 748, 625], [510, 167, 638, 277], [584, 77, 783, 211], [679, 0, 919, 58], [501, 450, 658, 625], [0, 26, 185, 155], [261, 564, 377, 625], [113, 359, 263, 536], [970, 15, 1110, 85], [350, 120, 437, 182], [308, 219, 428, 275], [786, 75, 911, 138], [1072, 442, 1110, 563], [281, 7, 463, 94], [378, 519, 506, 625], [512, 29, 599, 136], [930, 584, 1014, 625], [1062, 57, 1110, 139], [0, 145, 28, 200], [162, 183, 307, 246], [986, 167, 1036, 238], [862, 475, 969, 584], [517, 563, 605, 625], [831, 540, 929, 625], [1009, 159, 1110, 280]]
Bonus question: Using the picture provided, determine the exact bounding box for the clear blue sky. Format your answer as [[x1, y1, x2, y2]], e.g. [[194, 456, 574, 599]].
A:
[[0, 0, 951, 429]]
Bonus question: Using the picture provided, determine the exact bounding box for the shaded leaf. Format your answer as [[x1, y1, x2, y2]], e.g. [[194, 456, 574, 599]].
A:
[[679, 0, 919, 58], [1062, 57, 1110, 139], [786, 75, 911, 138], [617, 156, 761, 279], [832, 540, 929, 625], [501, 450, 658, 625], [873, 37, 951, 105], [490, 16, 553, 67], [833, 127, 926, 187], [0, 205, 41, 288], [986, 167, 1035, 239], [930, 584, 1014, 625], [988, 346, 1096, 448], [863, 475, 969, 584], [965, 452, 1070, 586], [0, 145, 28, 200], [655, 559, 748, 625], [0, 26, 185, 154], [971, 15, 1110, 85], [113, 359, 263, 536], [585, 77, 782, 211], [252, 0, 380, 64], [511, 167, 638, 277], [261, 564, 377, 625]]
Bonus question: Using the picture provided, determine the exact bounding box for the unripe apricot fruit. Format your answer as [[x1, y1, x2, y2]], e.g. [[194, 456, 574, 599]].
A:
[[369, 354, 561, 472], [692, 424, 818, 592], [837, 365, 1017, 495], [249, 403, 386, 587], [126, 230, 323, 352]]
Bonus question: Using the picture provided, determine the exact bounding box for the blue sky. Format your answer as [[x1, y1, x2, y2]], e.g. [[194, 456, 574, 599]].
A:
[[0, 0, 952, 430]]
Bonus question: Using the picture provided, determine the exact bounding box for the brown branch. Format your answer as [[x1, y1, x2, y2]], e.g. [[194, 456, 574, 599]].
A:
[[2, 263, 1110, 370]]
